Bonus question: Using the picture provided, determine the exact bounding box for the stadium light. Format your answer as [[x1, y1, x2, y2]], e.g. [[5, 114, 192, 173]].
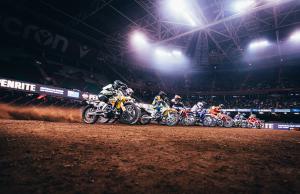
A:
[[170, 0, 187, 13], [249, 39, 270, 49], [153, 46, 188, 70], [182, 13, 197, 27], [131, 31, 149, 49], [265, 0, 281, 2], [168, 0, 198, 26], [290, 31, 300, 42], [172, 50, 183, 57], [155, 48, 169, 56], [233, 0, 256, 12], [155, 48, 184, 58]]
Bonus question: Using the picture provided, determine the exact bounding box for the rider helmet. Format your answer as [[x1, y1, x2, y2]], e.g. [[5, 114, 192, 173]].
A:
[[174, 95, 182, 102], [197, 102, 204, 108], [126, 88, 134, 96], [219, 104, 224, 108], [174, 95, 181, 99], [113, 80, 127, 89], [158, 91, 167, 99]]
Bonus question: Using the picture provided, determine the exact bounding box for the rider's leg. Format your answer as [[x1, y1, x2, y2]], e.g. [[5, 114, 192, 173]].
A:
[[152, 106, 161, 118], [97, 95, 109, 112]]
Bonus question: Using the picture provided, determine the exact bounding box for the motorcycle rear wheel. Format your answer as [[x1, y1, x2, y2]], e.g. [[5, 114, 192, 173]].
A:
[[139, 112, 151, 125], [217, 119, 224, 127]]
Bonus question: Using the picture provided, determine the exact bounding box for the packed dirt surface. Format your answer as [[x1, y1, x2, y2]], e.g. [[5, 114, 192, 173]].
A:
[[0, 119, 300, 194], [0, 103, 81, 122]]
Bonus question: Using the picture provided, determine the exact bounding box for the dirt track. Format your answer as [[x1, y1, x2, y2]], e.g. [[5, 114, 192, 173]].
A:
[[1, 119, 300, 194]]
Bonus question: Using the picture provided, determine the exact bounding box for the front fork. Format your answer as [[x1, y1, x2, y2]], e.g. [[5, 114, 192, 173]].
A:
[[120, 102, 126, 112]]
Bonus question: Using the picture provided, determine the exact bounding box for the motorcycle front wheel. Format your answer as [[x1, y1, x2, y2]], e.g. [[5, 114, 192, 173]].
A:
[[224, 119, 233, 128], [119, 102, 141, 124], [82, 105, 99, 124], [217, 119, 224, 127], [163, 112, 179, 126], [241, 121, 248, 128], [182, 114, 196, 126], [203, 115, 216, 127]]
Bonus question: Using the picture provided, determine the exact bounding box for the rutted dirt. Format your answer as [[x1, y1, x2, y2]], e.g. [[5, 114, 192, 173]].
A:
[[0, 103, 81, 122], [0, 119, 300, 194]]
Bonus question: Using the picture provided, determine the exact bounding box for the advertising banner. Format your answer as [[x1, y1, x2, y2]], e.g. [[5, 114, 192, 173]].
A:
[[264, 123, 300, 130], [0, 77, 83, 100]]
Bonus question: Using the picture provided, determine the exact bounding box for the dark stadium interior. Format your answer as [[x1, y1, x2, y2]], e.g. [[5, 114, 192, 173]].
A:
[[1, 0, 300, 100], [1, 0, 300, 193]]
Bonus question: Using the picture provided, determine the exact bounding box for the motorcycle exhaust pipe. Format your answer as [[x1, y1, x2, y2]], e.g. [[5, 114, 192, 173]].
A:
[[87, 112, 105, 116], [142, 116, 153, 119]]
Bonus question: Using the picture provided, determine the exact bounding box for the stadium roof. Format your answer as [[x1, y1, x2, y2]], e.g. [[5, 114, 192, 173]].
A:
[[2, 0, 300, 71]]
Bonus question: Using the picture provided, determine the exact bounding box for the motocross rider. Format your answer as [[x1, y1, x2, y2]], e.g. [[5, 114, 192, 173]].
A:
[[248, 114, 258, 123], [234, 112, 242, 120], [191, 101, 206, 121], [97, 80, 128, 112], [191, 101, 205, 112], [170, 95, 184, 110], [152, 91, 169, 118], [209, 104, 224, 117]]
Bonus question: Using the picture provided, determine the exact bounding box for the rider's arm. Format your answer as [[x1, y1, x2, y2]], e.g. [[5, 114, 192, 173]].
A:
[[191, 105, 197, 112], [152, 96, 159, 106], [100, 84, 115, 96], [179, 101, 184, 107]]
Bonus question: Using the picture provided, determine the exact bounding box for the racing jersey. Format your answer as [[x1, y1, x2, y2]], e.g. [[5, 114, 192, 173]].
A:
[[209, 106, 221, 115], [191, 104, 203, 113], [248, 117, 257, 123], [152, 95, 168, 107], [170, 99, 184, 109], [234, 114, 241, 120]]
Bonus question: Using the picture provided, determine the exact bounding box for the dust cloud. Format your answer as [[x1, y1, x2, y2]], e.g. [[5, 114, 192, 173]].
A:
[[0, 103, 81, 122]]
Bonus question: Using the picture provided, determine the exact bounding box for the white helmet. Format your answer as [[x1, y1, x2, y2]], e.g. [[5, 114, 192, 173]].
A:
[[197, 102, 204, 108], [126, 88, 134, 96]]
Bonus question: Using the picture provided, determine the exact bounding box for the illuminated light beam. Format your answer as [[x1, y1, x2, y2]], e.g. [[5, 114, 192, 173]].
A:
[[153, 47, 188, 72], [249, 40, 270, 49], [155, 0, 294, 45], [290, 31, 300, 42], [168, 0, 199, 26], [155, 48, 184, 57], [155, 48, 169, 56], [170, 0, 187, 13], [131, 31, 147, 44], [131, 31, 149, 49], [172, 50, 183, 57], [182, 12, 197, 27], [267, 0, 278, 1], [233, 0, 256, 13]]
